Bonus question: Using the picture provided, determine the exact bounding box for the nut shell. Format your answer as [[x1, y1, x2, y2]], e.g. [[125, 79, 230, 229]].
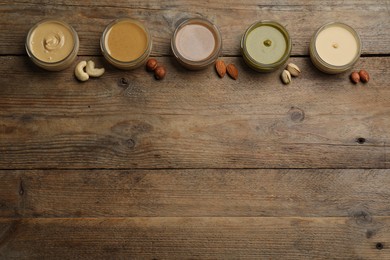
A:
[[350, 71, 360, 84], [286, 63, 301, 77], [154, 66, 166, 80], [281, 70, 291, 85], [226, 64, 238, 80], [359, 70, 370, 83]]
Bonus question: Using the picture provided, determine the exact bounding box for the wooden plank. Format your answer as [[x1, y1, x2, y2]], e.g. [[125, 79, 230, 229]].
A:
[[1, 169, 390, 218], [0, 217, 389, 259], [0, 0, 389, 56], [1, 56, 389, 168]]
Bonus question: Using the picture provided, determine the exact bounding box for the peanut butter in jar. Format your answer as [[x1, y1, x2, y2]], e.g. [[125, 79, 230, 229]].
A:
[[100, 18, 152, 70]]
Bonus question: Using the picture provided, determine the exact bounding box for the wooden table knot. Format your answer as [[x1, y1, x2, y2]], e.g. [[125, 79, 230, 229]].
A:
[[356, 137, 366, 144], [19, 178, 24, 196], [118, 77, 129, 87], [376, 242, 384, 250], [289, 107, 305, 122], [126, 138, 136, 149]]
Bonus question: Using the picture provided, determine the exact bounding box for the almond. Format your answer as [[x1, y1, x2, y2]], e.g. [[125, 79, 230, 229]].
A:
[[215, 60, 226, 78], [227, 63, 238, 80]]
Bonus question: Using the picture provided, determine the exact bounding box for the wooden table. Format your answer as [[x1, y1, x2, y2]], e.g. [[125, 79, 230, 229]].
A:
[[1, 1, 390, 259]]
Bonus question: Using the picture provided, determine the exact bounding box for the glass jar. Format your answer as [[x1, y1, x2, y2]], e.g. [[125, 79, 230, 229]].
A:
[[241, 21, 291, 72], [171, 18, 222, 70], [310, 22, 361, 74], [101, 18, 152, 70], [25, 19, 79, 71]]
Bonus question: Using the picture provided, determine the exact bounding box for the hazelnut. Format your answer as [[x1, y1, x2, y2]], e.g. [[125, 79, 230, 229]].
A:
[[154, 66, 166, 80], [359, 70, 370, 83], [350, 71, 360, 84], [146, 58, 158, 71]]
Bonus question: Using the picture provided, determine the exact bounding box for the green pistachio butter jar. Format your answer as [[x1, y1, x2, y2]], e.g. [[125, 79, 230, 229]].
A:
[[241, 21, 292, 72]]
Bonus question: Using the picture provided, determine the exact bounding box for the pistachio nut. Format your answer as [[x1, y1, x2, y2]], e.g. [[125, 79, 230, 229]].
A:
[[281, 70, 291, 85], [286, 63, 301, 77]]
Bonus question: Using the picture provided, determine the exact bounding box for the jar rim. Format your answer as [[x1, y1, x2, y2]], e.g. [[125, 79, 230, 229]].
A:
[[171, 18, 222, 69], [310, 22, 361, 73], [241, 20, 292, 71], [100, 18, 152, 66], [25, 18, 79, 66]]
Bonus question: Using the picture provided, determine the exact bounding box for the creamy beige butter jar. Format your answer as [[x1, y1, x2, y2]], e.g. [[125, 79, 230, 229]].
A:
[[171, 18, 222, 70], [100, 18, 152, 70], [310, 22, 361, 74], [26, 19, 79, 71]]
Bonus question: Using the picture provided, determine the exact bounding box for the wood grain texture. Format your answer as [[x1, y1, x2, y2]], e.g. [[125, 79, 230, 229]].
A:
[[1, 56, 389, 168], [0, 169, 390, 218], [1, 1, 390, 259], [0, 217, 389, 259], [0, 0, 389, 56]]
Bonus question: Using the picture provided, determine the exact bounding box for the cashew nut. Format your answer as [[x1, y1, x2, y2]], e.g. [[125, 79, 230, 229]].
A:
[[86, 60, 105, 77], [75, 61, 89, 82]]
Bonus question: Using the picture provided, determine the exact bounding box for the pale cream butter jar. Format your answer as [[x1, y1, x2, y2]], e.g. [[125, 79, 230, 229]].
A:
[[310, 22, 361, 74]]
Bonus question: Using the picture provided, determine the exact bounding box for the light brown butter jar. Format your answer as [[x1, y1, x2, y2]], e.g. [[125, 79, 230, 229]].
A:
[[25, 19, 79, 71], [100, 18, 152, 70], [171, 18, 222, 70]]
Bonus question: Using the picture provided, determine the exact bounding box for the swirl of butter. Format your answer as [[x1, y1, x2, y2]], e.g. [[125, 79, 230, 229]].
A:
[[43, 31, 65, 51]]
